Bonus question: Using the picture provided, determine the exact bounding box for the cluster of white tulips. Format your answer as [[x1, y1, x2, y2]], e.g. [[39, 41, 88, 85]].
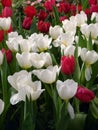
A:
[[0, 11, 98, 122]]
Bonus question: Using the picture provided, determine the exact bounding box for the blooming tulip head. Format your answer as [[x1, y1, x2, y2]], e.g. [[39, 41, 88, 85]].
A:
[[24, 5, 36, 18], [22, 17, 32, 30], [75, 86, 95, 103], [61, 55, 76, 75], [8, 70, 44, 105], [56, 79, 78, 100]]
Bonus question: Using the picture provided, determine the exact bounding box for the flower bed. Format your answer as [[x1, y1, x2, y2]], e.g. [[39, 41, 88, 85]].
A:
[[0, 0, 98, 130]]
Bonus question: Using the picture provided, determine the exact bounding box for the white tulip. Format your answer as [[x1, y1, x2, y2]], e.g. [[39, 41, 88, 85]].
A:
[[8, 70, 44, 105], [0, 17, 11, 30], [57, 32, 74, 47], [70, 11, 87, 27], [91, 12, 98, 23], [16, 52, 32, 69], [6, 35, 23, 52], [56, 79, 78, 100], [0, 51, 4, 65], [49, 25, 63, 39], [80, 23, 98, 39], [19, 39, 31, 52], [30, 52, 52, 68], [62, 19, 77, 35], [32, 65, 59, 84], [80, 48, 98, 81], [8, 31, 19, 38], [0, 99, 4, 115], [80, 48, 98, 65]]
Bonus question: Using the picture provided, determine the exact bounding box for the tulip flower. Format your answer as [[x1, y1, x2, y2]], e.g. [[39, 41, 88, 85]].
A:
[[37, 21, 50, 33], [16, 52, 32, 69], [75, 86, 95, 103], [2, 7, 12, 18], [61, 55, 76, 75], [8, 70, 44, 105], [80, 48, 98, 81], [0, 30, 4, 42], [49, 25, 63, 39], [2, 48, 13, 64], [0, 17, 11, 30], [1, 0, 12, 7], [24, 5, 36, 18], [56, 79, 78, 100], [22, 17, 32, 30], [0, 99, 4, 115], [32, 65, 59, 84]]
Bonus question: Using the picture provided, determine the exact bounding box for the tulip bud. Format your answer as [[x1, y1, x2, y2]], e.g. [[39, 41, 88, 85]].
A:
[[22, 17, 32, 30], [61, 56, 75, 75], [2, 48, 13, 64], [37, 21, 50, 33], [0, 30, 4, 42], [1, 0, 12, 7], [75, 86, 95, 103], [2, 7, 12, 18]]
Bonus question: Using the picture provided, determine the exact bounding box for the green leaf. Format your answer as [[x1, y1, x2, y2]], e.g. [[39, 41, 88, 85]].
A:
[[53, 6, 60, 25], [1, 54, 9, 106], [67, 113, 86, 130], [22, 98, 37, 130], [89, 99, 98, 119], [87, 33, 93, 51], [56, 102, 70, 130], [29, 17, 38, 34], [73, 43, 80, 82], [81, 0, 89, 10]]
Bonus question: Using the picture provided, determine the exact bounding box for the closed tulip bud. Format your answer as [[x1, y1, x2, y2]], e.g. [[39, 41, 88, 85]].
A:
[[2, 7, 12, 18], [75, 86, 95, 103], [37, 21, 50, 33], [2, 48, 13, 64], [22, 17, 32, 30], [0, 30, 4, 42], [61, 56, 75, 75], [1, 0, 12, 7]]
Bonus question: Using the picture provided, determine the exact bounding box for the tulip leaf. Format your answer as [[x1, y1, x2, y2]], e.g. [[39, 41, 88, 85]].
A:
[[81, 0, 89, 10], [78, 31, 87, 48], [30, 17, 38, 34], [87, 33, 93, 51], [1, 54, 9, 107], [89, 98, 98, 119], [56, 102, 70, 130], [67, 113, 86, 130], [53, 6, 60, 25], [22, 98, 37, 130]]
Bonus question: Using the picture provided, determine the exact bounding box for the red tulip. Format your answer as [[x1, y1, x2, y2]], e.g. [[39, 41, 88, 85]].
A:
[[22, 17, 32, 30], [0, 30, 4, 42], [37, 21, 50, 33], [90, 5, 98, 13], [2, 48, 13, 64], [75, 86, 95, 103], [88, 0, 97, 6], [61, 56, 75, 75], [2, 7, 12, 18], [44, 0, 55, 12], [1, 0, 12, 7], [58, 2, 70, 14], [38, 10, 48, 21], [24, 5, 36, 18]]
